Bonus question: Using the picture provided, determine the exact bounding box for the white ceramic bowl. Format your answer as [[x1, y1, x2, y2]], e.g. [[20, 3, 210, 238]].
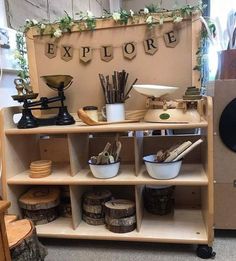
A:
[[143, 155, 182, 180], [133, 85, 178, 98], [88, 160, 120, 179]]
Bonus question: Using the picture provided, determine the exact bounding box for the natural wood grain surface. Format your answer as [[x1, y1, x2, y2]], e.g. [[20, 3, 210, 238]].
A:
[[5, 121, 208, 135], [7, 164, 208, 186], [35, 208, 207, 244], [0, 201, 11, 261]]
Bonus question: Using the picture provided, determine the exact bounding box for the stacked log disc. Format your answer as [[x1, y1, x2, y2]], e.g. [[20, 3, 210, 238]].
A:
[[104, 199, 136, 233], [59, 186, 72, 218], [82, 189, 112, 225], [29, 160, 52, 178], [143, 185, 175, 215], [5, 216, 47, 261], [19, 186, 60, 225]]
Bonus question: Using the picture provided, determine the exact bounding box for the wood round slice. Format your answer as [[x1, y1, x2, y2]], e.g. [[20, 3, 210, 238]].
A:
[[59, 203, 72, 218], [30, 168, 51, 173], [30, 160, 52, 167], [22, 207, 58, 225], [6, 218, 47, 260], [105, 215, 136, 226], [82, 214, 105, 225], [106, 223, 136, 233], [83, 211, 104, 219], [82, 203, 102, 214], [19, 186, 60, 210], [61, 186, 70, 198], [83, 190, 112, 205], [29, 170, 52, 179], [104, 199, 135, 218]]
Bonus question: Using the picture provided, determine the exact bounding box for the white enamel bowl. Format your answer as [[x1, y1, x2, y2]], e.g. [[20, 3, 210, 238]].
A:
[[88, 160, 120, 179], [133, 84, 178, 97], [143, 155, 182, 179]]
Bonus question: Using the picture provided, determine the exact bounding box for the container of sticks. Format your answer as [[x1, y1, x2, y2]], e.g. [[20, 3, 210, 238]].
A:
[[88, 141, 122, 179], [99, 70, 137, 122]]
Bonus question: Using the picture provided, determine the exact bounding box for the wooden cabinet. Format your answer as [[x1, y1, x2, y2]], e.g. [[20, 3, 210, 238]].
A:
[[0, 97, 214, 254]]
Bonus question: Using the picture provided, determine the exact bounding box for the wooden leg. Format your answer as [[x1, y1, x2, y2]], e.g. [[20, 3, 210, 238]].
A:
[[0, 201, 11, 261]]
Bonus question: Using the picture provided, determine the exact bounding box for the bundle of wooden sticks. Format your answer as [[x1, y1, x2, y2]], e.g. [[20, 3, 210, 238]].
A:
[[90, 141, 122, 165], [99, 70, 138, 104], [155, 139, 203, 163]]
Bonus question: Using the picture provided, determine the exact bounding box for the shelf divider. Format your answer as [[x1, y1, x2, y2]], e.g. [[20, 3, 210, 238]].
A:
[[70, 185, 88, 230], [134, 131, 143, 176], [135, 185, 144, 232], [68, 134, 89, 176]]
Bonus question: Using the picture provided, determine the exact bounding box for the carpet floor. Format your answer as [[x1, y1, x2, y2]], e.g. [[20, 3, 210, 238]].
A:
[[41, 230, 236, 261]]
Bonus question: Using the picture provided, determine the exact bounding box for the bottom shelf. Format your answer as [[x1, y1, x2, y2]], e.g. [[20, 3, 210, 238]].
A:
[[36, 208, 208, 244]]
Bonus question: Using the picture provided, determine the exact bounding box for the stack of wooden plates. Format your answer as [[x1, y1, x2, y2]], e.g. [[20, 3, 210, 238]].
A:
[[29, 160, 52, 178]]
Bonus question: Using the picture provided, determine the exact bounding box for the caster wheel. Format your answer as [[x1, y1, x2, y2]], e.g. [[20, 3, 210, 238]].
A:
[[196, 245, 216, 259]]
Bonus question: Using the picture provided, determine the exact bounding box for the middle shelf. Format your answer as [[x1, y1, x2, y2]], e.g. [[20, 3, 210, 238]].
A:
[[7, 163, 208, 186]]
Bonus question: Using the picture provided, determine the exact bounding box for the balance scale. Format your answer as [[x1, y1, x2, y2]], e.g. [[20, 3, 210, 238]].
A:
[[133, 85, 202, 123], [12, 75, 75, 129]]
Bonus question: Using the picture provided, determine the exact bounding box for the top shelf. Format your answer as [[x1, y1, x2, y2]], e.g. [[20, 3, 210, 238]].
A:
[[4, 120, 208, 135]]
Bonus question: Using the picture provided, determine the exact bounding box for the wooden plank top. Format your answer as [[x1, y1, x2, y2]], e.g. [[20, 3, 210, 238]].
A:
[[5, 120, 208, 135]]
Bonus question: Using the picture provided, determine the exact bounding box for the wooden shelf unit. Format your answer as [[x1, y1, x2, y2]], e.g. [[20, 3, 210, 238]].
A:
[[0, 96, 214, 248]]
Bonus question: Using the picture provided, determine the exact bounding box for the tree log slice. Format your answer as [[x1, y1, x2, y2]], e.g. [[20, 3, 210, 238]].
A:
[[82, 203, 102, 214], [4, 214, 18, 225], [19, 186, 60, 210], [105, 215, 136, 226], [82, 214, 105, 225], [106, 223, 136, 233], [59, 202, 72, 218], [30, 160, 52, 168], [143, 186, 175, 215], [144, 186, 175, 196], [22, 207, 58, 225], [6, 218, 47, 261], [104, 199, 135, 218], [61, 186, 70, 198], [83, 211, 104, 219], [83, 190, 112, 205]]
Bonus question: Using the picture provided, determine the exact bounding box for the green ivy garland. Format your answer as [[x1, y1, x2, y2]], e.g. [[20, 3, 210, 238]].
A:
[[15, 1, 210, 85]]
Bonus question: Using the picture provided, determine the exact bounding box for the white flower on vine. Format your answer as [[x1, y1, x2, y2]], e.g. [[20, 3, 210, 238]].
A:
[[25, 19, 30, 23], [130, 9, 134, 17], [144, 8, 149, 14], [40, 23, 46, 29], [14, 50, 21, 59], [146, 16, 153, 24], [54, 28, 62, 38], [173, 16, 183, 23], [32, 19, 38, 25], [87, 10, 94, 19], [112, 12, 121, 22]]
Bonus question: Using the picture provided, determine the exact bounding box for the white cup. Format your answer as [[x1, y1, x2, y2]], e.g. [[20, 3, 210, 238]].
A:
[[102, 103, 125, 122]]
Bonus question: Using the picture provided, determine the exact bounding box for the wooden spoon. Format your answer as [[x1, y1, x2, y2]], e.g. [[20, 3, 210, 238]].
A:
[[77, 109, 138, 126]]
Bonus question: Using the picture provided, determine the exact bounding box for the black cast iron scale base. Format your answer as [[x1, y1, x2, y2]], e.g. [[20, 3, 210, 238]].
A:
[[12, 75, 75, 129], [18, 106, 75, 129]]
